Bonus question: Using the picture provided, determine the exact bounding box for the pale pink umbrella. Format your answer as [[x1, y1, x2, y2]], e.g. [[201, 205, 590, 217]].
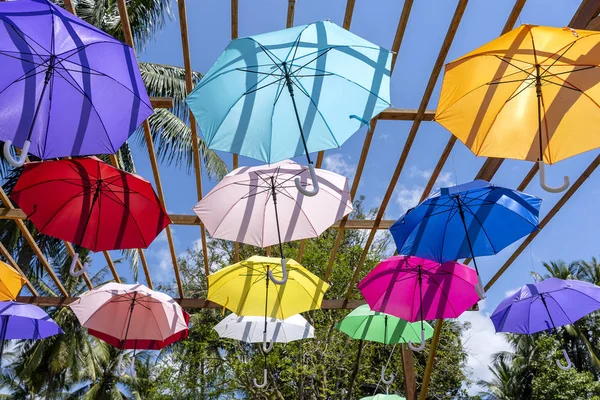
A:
[[69, 283, 189, 376], [193, 160, 353, 284], [357, 255, 479, 351]]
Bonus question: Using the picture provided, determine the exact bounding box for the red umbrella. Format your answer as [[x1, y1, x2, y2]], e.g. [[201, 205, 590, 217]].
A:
[[10, 157, 170, 276]]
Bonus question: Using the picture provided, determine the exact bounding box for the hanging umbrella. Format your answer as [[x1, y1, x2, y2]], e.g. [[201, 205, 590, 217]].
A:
[[389, 180, 541, 297], [214, 312, 314, 389], [358, 255, 479, 351], [435, 24, 600, 193], [193, 160, 353, 283], [491, 277, 600, 370], [337, 304, 434, 383], [0, 0, 152, 167], [214, 313, 314, 344], [0, 301, 63, 361], [10, 157, 171, 277], [186, 20, 392, 196], [69, 283, 189, 376], [0, 261, 27, 300], [208, 256, 328, 388]]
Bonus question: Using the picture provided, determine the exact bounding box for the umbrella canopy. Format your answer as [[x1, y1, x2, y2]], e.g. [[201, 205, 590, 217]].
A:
[[0, 0, 152, 165], [390, 180, 541, 263], [491, 278, 600, 335], [11, 157, 170, 252], [0, 301, 63, 340], [186, 20, 391, 165], [435, 25, 600, 192], [69, 283, 189, 350], [0, 261, 27, 301], [207, 256, 329, 319], [361, 395, 406, 400], [193, 160, 353, 248], [358, 255, 480, 322], [336, 304, 433, 345], [214, 313, 314, 344]]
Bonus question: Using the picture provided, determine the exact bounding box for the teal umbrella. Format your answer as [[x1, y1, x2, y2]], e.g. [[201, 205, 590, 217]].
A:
[[337, 305, 433, 386], [186, 20, 392, 196]]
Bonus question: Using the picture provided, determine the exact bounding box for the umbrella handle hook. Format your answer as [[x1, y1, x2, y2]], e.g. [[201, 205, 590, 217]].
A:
[[381, 365, 395, 385], [253, 368, 268, 388], [475, 275, 486, 300], [539, 161, 569, 193], [117, 352, 136, 377], [408, 329, 426, 352], [69, 252, 90, 277], [295, 163, 320, 197], [3, 140, 30, 168], [262, 332, 274, 353], [268, 258, 288, 285], [556, 348, 573, 370]]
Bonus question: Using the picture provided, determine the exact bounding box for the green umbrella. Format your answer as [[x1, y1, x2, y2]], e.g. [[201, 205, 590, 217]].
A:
[[336, 304, 434, 345], [361, 395, 406, 400]]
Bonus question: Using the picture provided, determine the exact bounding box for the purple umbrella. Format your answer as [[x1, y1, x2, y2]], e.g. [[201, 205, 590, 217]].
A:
[[491, 278, 600, 370], [0, 301, 63, 360], [0, 0, 152, 166]]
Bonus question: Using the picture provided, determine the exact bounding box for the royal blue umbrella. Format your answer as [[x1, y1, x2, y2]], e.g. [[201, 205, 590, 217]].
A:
[[491, 278, 600, 370], [186, 20, 392, 196], [0, 0, 152, 167], [390, 180, 542, 297], [0, 301, 63, 360]]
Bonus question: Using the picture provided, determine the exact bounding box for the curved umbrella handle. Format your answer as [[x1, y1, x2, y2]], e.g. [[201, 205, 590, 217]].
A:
[[69, 253, 90, 277], [117, 353, 136, 377], [3, 140, 30, 168], [539, 161, 569, 193], [295, 163, 320, 197], [253, 368, 268, 388], [381, 364, 395, 385], [262, 331, 274, 353], [408, 329, 426, 352], [475, 275, 486, 300], [268, 258, 288, 285], [556, 348, 573, 371]]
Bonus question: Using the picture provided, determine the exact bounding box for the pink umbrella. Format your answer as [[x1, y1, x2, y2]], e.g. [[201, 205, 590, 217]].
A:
[[358, 255, 479, 351], [69, 283, 188, 376], [193, 160, 353, 284]]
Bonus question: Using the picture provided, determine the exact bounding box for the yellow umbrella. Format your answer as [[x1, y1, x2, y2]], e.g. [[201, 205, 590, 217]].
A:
[[0, 261, 26, 300], [435, 24, 600, 193], [208, 255, 329, 320]]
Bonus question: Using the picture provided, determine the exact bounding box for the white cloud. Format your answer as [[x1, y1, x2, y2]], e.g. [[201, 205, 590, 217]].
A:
[[504, 287, 521, 298], [408, 166, 432, 180], [459, 300, 511, 396], [323, 154, 355, 177], [435, 171, 454, 188], [395, 184, 424, 213]]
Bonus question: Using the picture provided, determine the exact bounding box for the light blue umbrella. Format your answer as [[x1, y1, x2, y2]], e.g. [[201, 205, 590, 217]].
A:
[[186, 20, 392, 195]]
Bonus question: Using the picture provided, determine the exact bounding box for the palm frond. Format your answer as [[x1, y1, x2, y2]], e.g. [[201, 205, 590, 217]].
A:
[[140, 109, 228, 179]]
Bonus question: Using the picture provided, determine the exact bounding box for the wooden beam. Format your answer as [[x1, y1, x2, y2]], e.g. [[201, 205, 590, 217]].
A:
[[419, 320, 443, 400], [401, 345, 417, 400], [0, 186, 67, 296], [570, 0, 600, 29], [485, 154, 600, 291], [343, 0, 356, 30], [150, 97, 175, 109], [344, 0, 469, 301], [231, 0, 238, 39], [231, 0, 240, 264], [0, 242, 37, 296], [117, 0, 183, 297], [15, 296, 367, 310], [286, 0, 296, 28], [377, 108, 435, 121], [324, 0, 415, 281]]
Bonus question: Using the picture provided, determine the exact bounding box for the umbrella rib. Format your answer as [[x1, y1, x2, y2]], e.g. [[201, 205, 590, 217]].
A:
[[49, 67, 114, 149], [289, 48, 333, 76], [4, 22, 50, 59], [542, 65, 597, 78], [40, 58, 57, 159], [0, 64, 46, 97], [459, 199, 498, 255], [243, 76, 287, 96], [539, 77, 581, 92], [36, 187, 91, 234], [539, 41, 576, 77], [0, 51, 47, 67], [546, 72, 600, 110]]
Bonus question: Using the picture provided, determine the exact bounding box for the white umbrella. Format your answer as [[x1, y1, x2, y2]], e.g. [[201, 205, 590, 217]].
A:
[[214, 313, 314, 345]]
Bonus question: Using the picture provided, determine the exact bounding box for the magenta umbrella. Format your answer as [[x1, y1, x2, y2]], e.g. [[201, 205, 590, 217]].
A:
[[358, 255, 479, 351]]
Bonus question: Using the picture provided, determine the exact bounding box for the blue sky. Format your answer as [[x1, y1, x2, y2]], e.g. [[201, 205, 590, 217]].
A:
[[80, 0, 598, 390]]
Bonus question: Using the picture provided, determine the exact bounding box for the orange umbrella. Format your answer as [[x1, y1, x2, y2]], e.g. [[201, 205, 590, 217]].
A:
[[436, 25, 600, 192]]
